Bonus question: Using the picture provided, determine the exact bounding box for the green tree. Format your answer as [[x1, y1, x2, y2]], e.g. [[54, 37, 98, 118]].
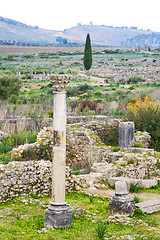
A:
[[0, 75, 21, 100], [83, 34, 92, 70]]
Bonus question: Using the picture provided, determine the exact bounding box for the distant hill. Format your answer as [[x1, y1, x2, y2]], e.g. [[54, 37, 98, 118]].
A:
[[61, 25, 152, 46], [123, 32, 160, 47], [0, 16, 160, 47], [0, 16, 59, 45]]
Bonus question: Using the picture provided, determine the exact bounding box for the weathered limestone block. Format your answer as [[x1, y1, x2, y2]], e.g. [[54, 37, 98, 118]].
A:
[[119, 122, 135, 148], [108, 177, 158, 189], [136, 200, 160, 213]]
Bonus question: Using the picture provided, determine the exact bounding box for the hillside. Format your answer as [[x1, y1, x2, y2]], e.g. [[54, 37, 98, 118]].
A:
[[0, 16, 59, 44], [61, 25, 152, 46], [0, 16, 159, 46]]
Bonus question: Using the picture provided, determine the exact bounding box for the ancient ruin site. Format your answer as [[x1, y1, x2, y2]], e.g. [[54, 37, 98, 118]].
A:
[[1, 43, 160, 239]]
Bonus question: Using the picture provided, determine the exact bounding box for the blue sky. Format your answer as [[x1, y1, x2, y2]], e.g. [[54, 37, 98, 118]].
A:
[[0, 0, 160, 32]]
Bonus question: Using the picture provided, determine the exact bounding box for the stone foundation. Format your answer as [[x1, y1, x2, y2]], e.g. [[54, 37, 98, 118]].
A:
[[0, 160, 76, 203], [44, 204, 72, 228], [109, 194, 135, 216]]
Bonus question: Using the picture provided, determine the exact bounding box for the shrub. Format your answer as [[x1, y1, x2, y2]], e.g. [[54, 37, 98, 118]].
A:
[[94, 220, 108, 240], [9, 94, 18, 104], [67, 84, 94, 97], [71, 165, 81, 175], [1, 131, 38, 150], [133, 196, 141, 203], [134, 208, 145, 216], [100, 122, 119, 146], [125, 96, 160, 150], [129, 182, 140, 193], [70, 99, 104, 114], [0, 75, 21, 100], [0, 143, 11, 154], [1, 155, 11, 164], [127, 76, 142, 84], [25, 74, 32, 79]]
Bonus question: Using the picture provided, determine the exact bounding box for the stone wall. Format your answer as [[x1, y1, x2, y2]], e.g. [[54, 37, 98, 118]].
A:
[[9, 125, 112, 168], [107, 149, 160, 179], [0, 160, 77, 203], [0, 115, 109, 133], [8, 120, 152, 170], [83, 119, 121, 146]]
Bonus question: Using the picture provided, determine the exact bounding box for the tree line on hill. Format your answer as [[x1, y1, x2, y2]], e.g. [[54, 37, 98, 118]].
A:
[[123, 33, 160, 47], [0, 39, 82, 47]]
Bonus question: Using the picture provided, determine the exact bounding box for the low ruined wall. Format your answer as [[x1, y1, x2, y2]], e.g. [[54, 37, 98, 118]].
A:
[[9, 126, 112, 168], [67, 115, 109, 123], [0, 160, 76, 203], [0, 115, 109, 133]]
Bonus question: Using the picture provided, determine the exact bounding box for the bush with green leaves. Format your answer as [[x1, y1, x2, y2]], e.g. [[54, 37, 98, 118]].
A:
[[134, 208, 145, 216], [1, 155, 11, 164], [125, 96, 160, 150], [129, 182, 140, 193], [1, 131, 38, 151], [67, 84, 94, 97], [127, 76, 143, 84], [0, 75, 21, 100], [0, 143, 11, 154]]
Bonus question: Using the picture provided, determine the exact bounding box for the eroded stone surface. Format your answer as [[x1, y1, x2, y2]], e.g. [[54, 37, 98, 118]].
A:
[[0, 160, 78, 203], [109, 194, 135, 216], [108, 177, 157, 189], [115, 181, 128, 195], [119, 122, 135, 148], [136, 200, 160, 213]]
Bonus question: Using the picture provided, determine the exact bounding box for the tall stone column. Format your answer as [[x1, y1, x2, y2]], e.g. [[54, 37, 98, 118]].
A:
[[44, 75, 72, 228]]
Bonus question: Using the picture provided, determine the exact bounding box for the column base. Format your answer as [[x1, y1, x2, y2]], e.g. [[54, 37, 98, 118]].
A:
[[109, 194, 135, 216], [44, 202, 72, 228]]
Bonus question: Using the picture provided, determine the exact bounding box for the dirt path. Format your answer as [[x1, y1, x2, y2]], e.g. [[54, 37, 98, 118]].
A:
[[81, 187, 160, 202]]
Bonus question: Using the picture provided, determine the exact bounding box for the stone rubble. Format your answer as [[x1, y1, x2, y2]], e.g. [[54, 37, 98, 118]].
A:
[[0, 160, 78, 203], [135, 131, 151, 148], [1, 121, 160, 203]]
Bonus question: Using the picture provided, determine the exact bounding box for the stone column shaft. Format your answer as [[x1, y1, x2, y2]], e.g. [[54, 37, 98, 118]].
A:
[[52, 91, 66, 204], [44, 75, 72, 228]]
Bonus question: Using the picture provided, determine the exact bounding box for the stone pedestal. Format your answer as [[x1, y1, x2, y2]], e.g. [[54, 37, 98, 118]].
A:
[[119, 122, 135, 148], [44, 75, 72, 228], [44, 203, 72, 228], [109, 181, 135, 216]]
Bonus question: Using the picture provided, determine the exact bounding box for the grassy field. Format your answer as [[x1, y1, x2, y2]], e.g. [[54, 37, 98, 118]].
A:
[[0, 192, 160, 240]]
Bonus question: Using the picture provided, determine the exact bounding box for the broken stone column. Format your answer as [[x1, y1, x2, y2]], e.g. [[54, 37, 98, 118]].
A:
[[44, 75, 72, 228], [119, 122, 135, 148], [109, 181, 135, 216]]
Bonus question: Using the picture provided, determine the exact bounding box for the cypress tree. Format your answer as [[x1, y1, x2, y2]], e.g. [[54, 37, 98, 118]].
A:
[[83, 34, 92, 70]]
